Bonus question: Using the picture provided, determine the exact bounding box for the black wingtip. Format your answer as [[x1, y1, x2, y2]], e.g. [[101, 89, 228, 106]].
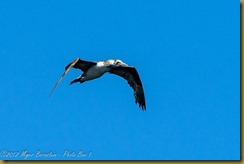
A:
[[141, 105, 146, 111]]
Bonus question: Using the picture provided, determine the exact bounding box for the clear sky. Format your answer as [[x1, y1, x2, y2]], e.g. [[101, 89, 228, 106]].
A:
[[0, 0, 240, 160]]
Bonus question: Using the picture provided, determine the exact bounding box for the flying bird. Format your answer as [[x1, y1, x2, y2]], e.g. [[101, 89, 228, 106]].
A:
[[50, 58, 146, 110]]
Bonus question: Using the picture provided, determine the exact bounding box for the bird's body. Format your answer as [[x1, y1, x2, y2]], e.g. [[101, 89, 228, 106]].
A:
[[50, 58, 146, 110], [85, 62, 110, 80]]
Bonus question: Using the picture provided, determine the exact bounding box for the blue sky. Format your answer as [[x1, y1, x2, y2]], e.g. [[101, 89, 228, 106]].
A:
[[0, 0, 240, 160]]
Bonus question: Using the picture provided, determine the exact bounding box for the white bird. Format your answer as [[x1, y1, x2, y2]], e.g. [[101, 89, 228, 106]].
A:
[[50, 58, 146, 110]]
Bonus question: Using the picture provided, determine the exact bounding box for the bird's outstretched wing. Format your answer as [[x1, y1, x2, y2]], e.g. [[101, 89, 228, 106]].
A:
[[109, 66, 146, 110], [49, 58, 96, 97]]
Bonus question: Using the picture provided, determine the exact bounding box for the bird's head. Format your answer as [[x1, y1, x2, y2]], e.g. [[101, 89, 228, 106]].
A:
[[113, 59, 128, 67]]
